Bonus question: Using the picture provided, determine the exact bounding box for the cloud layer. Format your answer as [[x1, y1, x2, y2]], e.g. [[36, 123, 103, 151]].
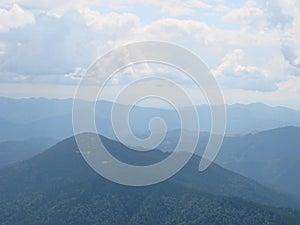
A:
[[0, 0, 300, 108]]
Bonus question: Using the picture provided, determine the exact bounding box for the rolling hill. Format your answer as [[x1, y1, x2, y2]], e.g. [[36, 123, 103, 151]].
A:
[[1, 134, 300, 224]]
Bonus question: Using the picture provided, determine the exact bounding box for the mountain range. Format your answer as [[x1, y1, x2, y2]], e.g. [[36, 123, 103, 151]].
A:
[[1, 97, 300, 224], [148, 126, 300, 197], [1, 97, 300, 142], [216, 126, 300, 197], [1, 134, 300, 224]]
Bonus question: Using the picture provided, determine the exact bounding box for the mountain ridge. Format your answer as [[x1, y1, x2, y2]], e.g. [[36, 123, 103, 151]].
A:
[[1, 133, 300, 224]]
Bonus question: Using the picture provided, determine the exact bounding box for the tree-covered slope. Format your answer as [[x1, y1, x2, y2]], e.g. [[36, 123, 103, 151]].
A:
[[1, 134, 300, 224], [1, 181, 300, 225]]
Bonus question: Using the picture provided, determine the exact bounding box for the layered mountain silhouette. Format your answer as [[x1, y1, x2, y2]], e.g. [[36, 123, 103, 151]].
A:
[[1, 134, 300, 224], [0, 137, 56, 167], [1, 97, 300, 224], [136, 126, 300, 197], [216, 126, 300, 197], [1, 97, 300, 141]]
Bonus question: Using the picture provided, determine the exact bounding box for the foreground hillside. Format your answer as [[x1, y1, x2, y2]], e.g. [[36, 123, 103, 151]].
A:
[[1, 134, 300, 224], [1, 181, 300, 225]]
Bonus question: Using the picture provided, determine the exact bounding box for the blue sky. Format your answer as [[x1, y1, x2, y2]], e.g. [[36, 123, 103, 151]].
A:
[[0, 0, 300, 108]]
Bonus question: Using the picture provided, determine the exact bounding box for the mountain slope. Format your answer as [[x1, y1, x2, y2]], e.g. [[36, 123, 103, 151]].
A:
[[1, 134, 300, 224], [0, 134, 298, 207], [1, 181, 300, 225], [158, 127, 300, 197], [0, 137, 57, 167], [215, 126, 300, 196]]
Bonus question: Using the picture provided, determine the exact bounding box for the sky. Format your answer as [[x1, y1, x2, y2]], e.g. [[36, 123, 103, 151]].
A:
[[0, 0, 300, 109]]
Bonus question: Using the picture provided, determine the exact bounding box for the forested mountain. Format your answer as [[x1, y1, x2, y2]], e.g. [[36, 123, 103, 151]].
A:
[[1, 134, 300, 224], [153, 127, 300, 197]]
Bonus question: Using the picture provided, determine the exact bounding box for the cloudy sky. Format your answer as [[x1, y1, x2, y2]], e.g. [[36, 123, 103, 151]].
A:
[[0, 0, 300, 108]]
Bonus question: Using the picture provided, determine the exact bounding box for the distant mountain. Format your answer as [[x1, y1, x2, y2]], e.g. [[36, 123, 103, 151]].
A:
[[1, 97, 300, 142], [0, 118, 26, 141], [1, 134, 300, 224], [0, 137, 57, 167], [214, 126, 300, 197], [226, 103, 300, 133], [157, 127, 300, 197], [0, 97, 73, 124]]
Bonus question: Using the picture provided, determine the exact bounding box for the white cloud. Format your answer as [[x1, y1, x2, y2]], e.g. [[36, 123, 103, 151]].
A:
[[265, 54, 290, 80], [213, 49, 271, 80], [79, 7, 140, 33], [262, 0, 300, 33], [0, 0, 299, 108], [263, 0, 300, 74], [157, 0, 212, 16], [281, 38, 300, 71], [136, 18, 209, 41], [64, 67, 86, 80], [0, 4, 35, 32], [280, 29, 300, 75], [212, 49, 276, 91], [0, 0, 225, 17], [0, 10, 96, 75], [278, 76, 300, 93], [102, 18, 211, 51], [108, 17, 280, 48], [223, 2, 266, 30]]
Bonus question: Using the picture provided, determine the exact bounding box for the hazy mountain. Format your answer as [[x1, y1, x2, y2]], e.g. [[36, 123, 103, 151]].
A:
[[0, 118, 26, 141], [156, 126, 300, 197], [1, 134, 300, 224], [1, 97, 300, 142], [226, 103, 300, 133], [0, 97, 73, 124], [1, 97, 299, 199], [0, 137, 57, 167], [215, 126, 300, 197]]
